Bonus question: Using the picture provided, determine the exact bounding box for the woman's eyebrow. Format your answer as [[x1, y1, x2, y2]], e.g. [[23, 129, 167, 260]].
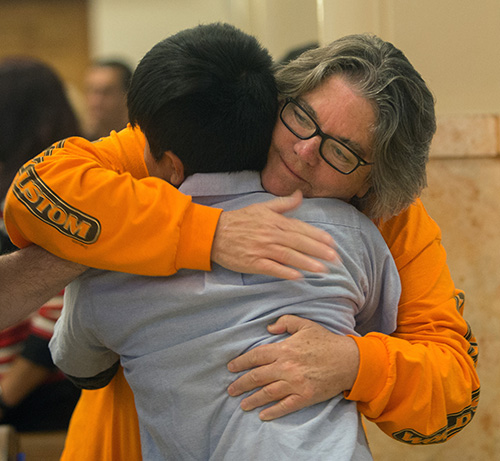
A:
[[297, 98, 318, 119]]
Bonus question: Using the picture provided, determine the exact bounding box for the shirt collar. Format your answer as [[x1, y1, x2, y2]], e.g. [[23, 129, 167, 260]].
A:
[[179, 171, 264, 198]]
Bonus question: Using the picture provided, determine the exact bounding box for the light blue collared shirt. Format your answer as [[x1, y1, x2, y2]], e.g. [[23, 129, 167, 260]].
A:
[[51, 171, 400, 460]]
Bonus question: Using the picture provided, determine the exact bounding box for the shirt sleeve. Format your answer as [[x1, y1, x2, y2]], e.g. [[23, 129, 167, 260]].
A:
[[4, 126, 222, 276], [346, 199, 480, 444], [49, 283, 120, 380]]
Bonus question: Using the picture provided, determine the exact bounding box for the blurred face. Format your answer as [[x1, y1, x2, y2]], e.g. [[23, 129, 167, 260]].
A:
[[261, 76, 375, 201], [85, 66, 129, 137]]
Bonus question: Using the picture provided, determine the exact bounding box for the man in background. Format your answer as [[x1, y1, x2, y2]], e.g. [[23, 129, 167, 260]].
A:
[[83, 59, 133, 140]]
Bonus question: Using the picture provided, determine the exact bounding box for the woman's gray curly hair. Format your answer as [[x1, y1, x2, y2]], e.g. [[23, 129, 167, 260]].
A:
[[275, 34, 436, 221]]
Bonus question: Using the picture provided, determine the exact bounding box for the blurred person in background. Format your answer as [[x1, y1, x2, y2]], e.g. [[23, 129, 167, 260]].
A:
[[83, 59, 133, 140], [280, 41, 319, 64], [0, 57, 81, 432]]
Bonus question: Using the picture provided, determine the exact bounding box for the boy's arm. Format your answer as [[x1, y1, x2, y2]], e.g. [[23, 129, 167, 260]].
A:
[[48, 284, 120, 388], [4, 127, 336, 279]]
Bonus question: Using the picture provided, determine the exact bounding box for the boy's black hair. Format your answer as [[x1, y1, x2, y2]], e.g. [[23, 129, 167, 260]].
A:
[[128, 23, 278, 176]]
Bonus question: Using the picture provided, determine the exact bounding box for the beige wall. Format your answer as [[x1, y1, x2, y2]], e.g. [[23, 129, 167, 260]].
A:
[[88, 0, 231, 68], [319, 0, 500, 115], [91, 0, 500, 115], [87, 0, 319, 66]]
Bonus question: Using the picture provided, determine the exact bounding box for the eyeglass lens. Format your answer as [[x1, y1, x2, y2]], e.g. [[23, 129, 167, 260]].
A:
[[281, 101, 360, 174]]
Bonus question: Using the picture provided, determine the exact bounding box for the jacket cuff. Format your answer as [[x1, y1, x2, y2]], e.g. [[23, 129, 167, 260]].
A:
[[344, 334, 389, 403], [175, 202, 222, 271]]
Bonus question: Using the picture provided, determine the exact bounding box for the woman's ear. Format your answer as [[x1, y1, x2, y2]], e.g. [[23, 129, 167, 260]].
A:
[[163, 152, 185, 186]]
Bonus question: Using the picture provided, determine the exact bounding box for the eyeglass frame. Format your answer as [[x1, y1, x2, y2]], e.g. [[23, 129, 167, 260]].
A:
[[280, 97, 374, 175]]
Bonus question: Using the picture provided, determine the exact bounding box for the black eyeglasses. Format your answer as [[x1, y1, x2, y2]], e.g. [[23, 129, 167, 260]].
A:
[[280, 97, 373, 175]]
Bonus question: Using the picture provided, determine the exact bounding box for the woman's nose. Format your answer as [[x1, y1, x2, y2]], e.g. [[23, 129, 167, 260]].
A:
[[294, 136, 322, 165]]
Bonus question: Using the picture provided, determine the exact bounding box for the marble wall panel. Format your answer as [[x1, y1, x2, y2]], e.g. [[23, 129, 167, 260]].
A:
[[365, 157, 500, 460], [430, 114, 499, 158]]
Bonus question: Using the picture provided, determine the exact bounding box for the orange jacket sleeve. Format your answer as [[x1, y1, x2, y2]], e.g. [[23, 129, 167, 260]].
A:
[[346, 199, 479, 444], [4, 126, 222, 276]]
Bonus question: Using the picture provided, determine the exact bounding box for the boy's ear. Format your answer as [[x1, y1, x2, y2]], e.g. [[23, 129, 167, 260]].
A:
[[164, 151, 185, 186]]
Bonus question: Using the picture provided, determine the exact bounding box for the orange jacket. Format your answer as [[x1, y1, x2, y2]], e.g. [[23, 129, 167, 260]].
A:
[[4, 126, 479, 459]]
